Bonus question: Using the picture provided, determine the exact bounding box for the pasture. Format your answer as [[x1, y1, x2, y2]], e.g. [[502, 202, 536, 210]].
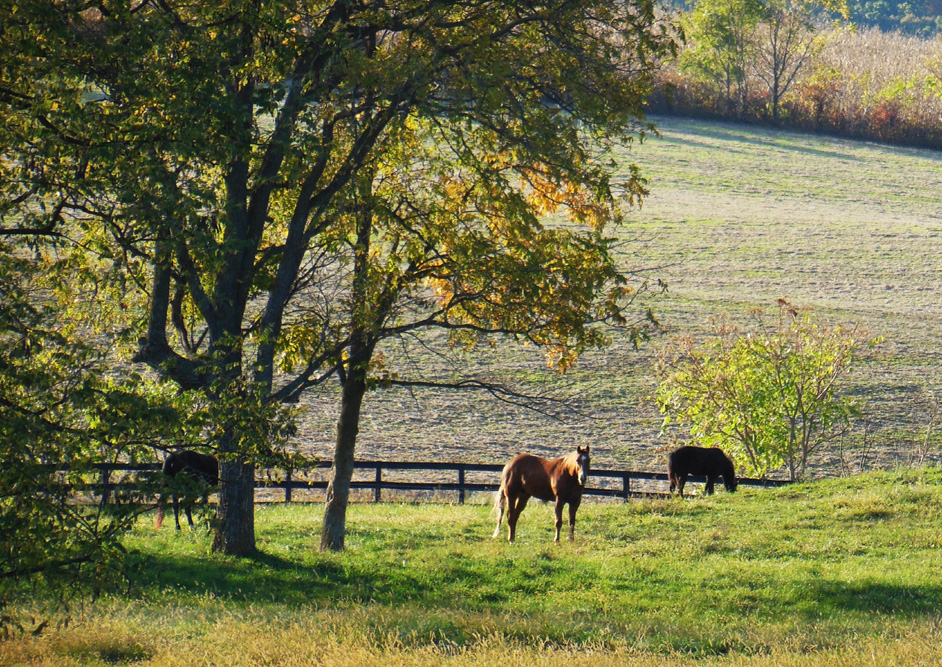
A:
[[4, 468, 942, 665], [5, 119, 942, 666], [293, 116, 942, 477]]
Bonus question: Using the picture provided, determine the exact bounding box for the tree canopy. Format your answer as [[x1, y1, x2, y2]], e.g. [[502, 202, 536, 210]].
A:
[[0, 244, 201, 619], [2, 0, 676, 553]]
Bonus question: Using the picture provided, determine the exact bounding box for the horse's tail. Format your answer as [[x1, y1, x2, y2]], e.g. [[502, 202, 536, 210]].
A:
[[667, 452, 678, 493], [492, 466, 509, 539], [491, 465, 509, 517], [492, 484, 506, 516]]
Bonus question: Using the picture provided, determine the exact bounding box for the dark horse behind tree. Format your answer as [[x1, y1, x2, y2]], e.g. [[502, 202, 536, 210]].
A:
[[156, 450, 219, 530], [493, 446, 590, 543], [668, 445, 737, 498]]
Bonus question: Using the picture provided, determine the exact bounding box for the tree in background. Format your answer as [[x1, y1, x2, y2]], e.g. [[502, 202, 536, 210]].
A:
[[754, 0, 835, 122], [680, 0, 846, 120], [655, 301, 876, 480], [680, 0, 764, 117], [1, 1, 676, 553]]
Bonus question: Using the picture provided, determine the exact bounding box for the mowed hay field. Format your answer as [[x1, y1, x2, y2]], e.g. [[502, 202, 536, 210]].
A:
[[293, 117, 942, 482]]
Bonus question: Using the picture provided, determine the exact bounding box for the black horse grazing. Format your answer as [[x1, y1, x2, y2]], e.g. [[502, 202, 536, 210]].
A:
[[156, 450, 219, 530], [668, 446, 737, 498]]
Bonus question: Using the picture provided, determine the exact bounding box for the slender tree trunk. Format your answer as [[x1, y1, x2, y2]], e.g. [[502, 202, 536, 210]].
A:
[[321, 168, 379, 552], [321, 365, 368, 551], [212, 457, 257, 555]]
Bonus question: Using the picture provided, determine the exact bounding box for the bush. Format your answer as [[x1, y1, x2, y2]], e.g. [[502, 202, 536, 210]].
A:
[[655, 301, 879, 480]]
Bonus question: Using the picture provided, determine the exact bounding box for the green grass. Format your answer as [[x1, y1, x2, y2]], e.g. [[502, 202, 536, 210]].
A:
[[5, 468, 942, 665]]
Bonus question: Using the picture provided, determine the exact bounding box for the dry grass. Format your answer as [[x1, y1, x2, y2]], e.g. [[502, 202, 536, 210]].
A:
[[3, 607, 941, 666], [810, 27, 942, 136]]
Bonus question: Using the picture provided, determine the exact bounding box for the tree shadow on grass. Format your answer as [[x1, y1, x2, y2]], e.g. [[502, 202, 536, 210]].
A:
[[664, 118, 866, 163], [126, 548, 428, 607], [807, 579, 942, 618]]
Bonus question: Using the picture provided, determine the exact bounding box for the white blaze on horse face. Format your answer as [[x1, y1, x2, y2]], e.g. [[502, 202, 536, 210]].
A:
[[577, 453, 589, 486]]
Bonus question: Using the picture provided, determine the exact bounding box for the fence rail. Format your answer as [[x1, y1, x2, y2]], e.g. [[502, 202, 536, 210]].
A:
[[74, 460, 790, 504]]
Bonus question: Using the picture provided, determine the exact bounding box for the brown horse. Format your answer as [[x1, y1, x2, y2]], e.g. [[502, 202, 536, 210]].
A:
[[493, 446, 590, 543]]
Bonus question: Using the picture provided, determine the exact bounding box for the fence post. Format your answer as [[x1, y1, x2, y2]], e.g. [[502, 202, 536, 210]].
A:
[[458, 465, 466, 504], [285, 468, 293, 504], [98, 467, 111, 509], [374, 466, 382, 503], [622, 473, 631, 501]]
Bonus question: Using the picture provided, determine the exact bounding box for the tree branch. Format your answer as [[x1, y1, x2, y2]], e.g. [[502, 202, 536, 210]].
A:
[[385, 378, 577, 420]]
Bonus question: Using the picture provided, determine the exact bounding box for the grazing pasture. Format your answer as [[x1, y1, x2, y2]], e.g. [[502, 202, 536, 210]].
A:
[[4, 468, 942, 665], [293, 117, 942, 479], [6, 118, 942, 666]]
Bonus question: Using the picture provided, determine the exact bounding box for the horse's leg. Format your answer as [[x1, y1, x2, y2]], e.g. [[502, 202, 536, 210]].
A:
[[705, 476, 716, 495], [678, 475, 687, 499], [172, 495, 183, 530], [199, 490, 211, 527], [184, 501, 195, 528], [568, 496, 581, 541], [553, 498, 564, 543], [669, 474, 676, 494], [508, 495, 529, 543]]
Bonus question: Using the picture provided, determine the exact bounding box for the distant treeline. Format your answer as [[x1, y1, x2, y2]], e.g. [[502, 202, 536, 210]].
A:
[[650, 6, 942, 150], [664, 0, 942, 35], [844, 0, 942, 36]]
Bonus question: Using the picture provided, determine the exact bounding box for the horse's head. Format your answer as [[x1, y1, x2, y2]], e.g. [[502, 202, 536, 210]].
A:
[[722, 455, 737, 492], [574, 446, 590, 486], [162, 453, 183, 478]]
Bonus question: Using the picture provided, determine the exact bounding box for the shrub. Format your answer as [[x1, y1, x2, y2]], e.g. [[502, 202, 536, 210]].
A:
[[655, 301, 879, 480]]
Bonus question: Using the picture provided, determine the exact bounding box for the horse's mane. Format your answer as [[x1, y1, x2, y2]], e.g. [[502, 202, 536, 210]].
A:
[[561, 449, 583, 475]]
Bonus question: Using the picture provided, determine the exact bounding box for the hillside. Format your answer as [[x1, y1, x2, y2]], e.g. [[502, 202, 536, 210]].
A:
[[289, 117, 942, 484], [4, 467, 942, 665]]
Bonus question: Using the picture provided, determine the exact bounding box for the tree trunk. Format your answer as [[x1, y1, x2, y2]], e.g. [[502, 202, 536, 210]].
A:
[[321, 366, 368, 551], [212, 458, 257, 555]]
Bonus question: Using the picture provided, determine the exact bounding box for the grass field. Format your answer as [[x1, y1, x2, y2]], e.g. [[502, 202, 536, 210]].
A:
[[291, 116, 942, 480], [4, 468, 942, 665], [6, 118, 942, 666]]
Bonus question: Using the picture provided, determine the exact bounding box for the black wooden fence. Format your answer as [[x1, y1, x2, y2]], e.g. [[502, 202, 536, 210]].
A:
[[85, 460, 789, 504]]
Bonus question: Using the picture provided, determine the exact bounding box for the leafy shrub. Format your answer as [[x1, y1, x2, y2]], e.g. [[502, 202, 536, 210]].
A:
[[655, 301, 879, 480]]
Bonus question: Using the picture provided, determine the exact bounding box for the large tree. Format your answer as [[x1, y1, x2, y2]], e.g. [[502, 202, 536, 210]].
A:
[[1, 0, 675, 554]]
